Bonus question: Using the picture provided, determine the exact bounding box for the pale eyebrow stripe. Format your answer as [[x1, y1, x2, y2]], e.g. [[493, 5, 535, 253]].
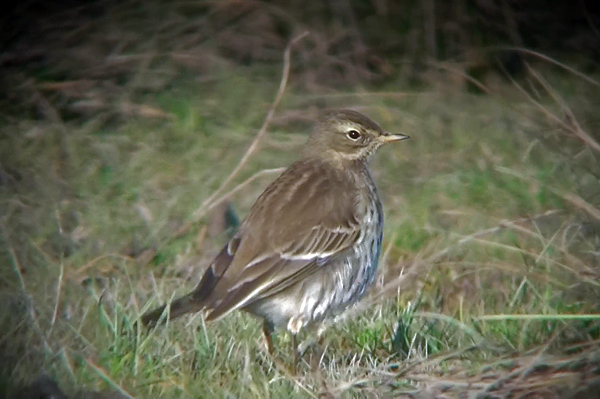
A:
[[336, 121, 362, 132]]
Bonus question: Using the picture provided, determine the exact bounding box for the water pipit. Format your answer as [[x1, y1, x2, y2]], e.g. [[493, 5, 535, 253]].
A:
[[142, 109, 409, 362]]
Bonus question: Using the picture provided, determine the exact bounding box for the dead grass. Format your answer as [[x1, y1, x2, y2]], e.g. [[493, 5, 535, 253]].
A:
[[2, 4, 600, 398]]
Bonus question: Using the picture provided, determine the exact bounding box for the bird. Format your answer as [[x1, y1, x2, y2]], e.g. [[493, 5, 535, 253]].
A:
[[141, 109, 409, 357]]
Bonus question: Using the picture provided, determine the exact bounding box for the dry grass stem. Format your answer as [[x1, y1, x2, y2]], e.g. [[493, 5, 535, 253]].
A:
[[2, 15, 600, 395], [499, 47, 600, 88], [192, 31, 309, 223]]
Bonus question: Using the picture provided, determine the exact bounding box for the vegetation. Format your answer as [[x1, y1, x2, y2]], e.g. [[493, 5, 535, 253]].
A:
[[1, 1, 600, 398]]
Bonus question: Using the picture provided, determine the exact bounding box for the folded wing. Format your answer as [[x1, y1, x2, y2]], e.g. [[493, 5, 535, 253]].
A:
[[203, 160, 362, 321]]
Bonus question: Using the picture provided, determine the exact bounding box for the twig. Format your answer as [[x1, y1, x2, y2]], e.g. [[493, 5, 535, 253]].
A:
[[478, 314, 600, 321], [502, 219, 594, 277], [50, 209, 65, 331], [581, 0, 600, 40], [561, 192, 600, 223], [364, 209, 563, 305], [429, 209, 561, 263], [123, 50, 156, 100], [413, 311, 485, 344], [525, 63, 600, 156], [429, 61, 492, 94], [391, 344, 482, 379], [532, 217, 563, 264], [503, 64, 570, 129], [495, 165, 600, 225], [164, 32, 308, 243], [439, 49, 600, 172], [172, 167, 286, 240], [470, 237, 592, 284], [70, 253, 133, 282], [204, 167, 285, 215], [295, 92, 433, 100], [496, 47, 600, 89], [192, 31, 309, 223]]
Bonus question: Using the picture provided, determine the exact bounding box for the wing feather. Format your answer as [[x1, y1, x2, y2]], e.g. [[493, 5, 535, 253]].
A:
[[201, 160, 363, 321]]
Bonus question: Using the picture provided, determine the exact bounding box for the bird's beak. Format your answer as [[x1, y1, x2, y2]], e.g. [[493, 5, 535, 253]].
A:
[[380, 132, 410, 143]]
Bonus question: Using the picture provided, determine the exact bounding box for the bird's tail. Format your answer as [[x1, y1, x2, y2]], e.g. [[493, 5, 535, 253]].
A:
[[141, 293, 205, 327]]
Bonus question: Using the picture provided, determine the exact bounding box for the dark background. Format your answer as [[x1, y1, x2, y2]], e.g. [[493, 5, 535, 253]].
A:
[[2, 0, 599, 87], [2, 1, 600, 398]]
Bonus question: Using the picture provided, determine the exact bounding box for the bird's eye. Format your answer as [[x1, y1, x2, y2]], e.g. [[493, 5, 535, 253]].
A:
[[346, 129, 361, 140]]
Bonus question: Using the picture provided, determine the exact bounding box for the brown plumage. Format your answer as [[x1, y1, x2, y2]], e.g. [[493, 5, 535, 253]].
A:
[[141, 109, 409, 354]]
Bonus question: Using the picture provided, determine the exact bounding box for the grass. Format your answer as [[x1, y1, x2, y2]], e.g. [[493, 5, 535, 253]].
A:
[[2, 59, 600, 397]]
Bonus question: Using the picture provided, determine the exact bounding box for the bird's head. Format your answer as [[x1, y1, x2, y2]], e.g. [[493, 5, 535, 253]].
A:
[[304, 109, 409, 165]]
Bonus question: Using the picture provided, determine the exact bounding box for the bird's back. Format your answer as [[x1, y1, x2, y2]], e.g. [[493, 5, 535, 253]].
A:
[[201, 159, 364, 316], [242, 161, 384, 331]]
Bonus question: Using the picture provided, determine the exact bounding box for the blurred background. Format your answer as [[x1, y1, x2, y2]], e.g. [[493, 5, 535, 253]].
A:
[[2, 1, 600, 397]]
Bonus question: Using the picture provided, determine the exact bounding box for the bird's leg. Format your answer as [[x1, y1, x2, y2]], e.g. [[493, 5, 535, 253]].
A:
[[311, 330, 327, 371], [263, 321, 297, 376], [296, 324, 328, 369], [291, 333, 299, 374], [262, 320, 275, 356]]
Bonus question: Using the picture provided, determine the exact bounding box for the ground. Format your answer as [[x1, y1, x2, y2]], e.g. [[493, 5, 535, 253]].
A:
[[2, 35, 600, 398]]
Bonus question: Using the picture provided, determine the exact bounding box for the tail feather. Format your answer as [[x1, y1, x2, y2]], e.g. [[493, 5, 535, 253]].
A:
[[141, 293, 205, 327], [141, 240, 237, 328]]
